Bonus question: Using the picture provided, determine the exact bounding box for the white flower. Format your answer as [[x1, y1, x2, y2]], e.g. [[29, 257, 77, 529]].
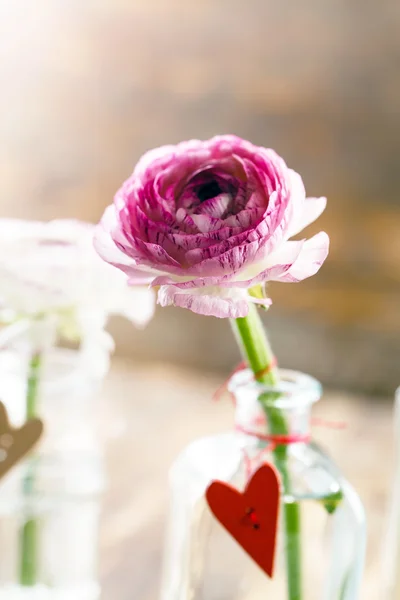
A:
[[0, 219, 155, 337]]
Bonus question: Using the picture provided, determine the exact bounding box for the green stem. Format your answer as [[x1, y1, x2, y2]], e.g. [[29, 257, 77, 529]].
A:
[[231, 303, 302, 600], [19, 352, 41, 587]]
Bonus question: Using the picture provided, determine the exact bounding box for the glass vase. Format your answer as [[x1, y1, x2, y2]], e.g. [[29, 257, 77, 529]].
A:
[[0, 335, 110, 600], [160, 369, 366, 600]]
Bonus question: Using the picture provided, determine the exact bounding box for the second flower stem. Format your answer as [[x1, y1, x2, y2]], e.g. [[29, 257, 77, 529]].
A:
[[20, 351, 41, 586], [231, 304, 302, 600]]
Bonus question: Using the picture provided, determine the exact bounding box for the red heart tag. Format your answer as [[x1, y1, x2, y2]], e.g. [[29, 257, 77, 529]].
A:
[[206, 464, 280, 578]]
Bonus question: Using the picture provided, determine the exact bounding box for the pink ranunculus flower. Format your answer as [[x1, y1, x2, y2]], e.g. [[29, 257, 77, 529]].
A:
[[95, 135, 329, 318]]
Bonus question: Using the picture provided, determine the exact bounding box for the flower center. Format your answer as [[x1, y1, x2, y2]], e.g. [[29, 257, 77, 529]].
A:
[[196, 180, 223, 202]]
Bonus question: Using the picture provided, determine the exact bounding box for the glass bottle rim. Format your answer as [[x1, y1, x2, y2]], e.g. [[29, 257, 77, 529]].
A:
[[228, 368, 322, 409]]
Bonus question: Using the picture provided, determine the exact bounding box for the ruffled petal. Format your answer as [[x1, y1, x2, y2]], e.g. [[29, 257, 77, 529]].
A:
[[133, 144, 182, 179], [221, 239, 305, 287], [157, 284, 249, 318], [94, 208, 158, 282], [272, 232, 329, 282], [185, 239, 263, 276], [288, 196, 327, 238], [94, 207, 136, 268], [151, 275, 228, 289]]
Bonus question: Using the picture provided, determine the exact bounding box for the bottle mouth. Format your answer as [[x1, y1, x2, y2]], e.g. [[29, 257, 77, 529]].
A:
[[228, 368, 322, 408]]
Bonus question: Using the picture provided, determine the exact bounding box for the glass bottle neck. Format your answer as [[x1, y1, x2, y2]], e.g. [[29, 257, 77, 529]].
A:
[[230, 368, 322, 440]]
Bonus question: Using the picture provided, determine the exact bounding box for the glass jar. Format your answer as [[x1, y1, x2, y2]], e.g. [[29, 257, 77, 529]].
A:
[[160, 369, 366, 600], [0, 335, 110, 599], [0, 457, 104, 600], [0, 342, 110, 456]]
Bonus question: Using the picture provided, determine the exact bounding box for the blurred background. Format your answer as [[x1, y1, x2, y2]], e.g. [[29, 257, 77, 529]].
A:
[[1, 0, 400, 394], [1, 2, 400, 598]]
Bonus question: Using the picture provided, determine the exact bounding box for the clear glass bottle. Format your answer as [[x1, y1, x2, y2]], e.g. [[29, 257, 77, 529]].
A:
[[0, 456, 104, 600], [160, 369, 366, 600], [0, 337, 110, 600], [0, 327, 110, 457]]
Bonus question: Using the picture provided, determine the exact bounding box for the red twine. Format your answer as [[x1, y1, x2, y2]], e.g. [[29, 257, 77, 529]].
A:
[[237, 425, 311, 478], [213, 358, 278, 403], [213, 361, 247, 403], [235, 424, 311, 447], [254, 356, 278, 381], [213, 361, 347, 478]]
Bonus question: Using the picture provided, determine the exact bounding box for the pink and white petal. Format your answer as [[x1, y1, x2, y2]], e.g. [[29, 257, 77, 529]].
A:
[[125, 268, 160, 284], [150, 247, 299, 290], [182, 206, 285, 275], [186, 240, 263, 277], [94, 209, 138, 271], [183, 222, 286, 275], [273, 232, 329, 282], [132, 144, 179, 179], [150, 234, 317, 291], [226, 239, 305, 286], [151, 275, 225, 289], [288, 168, 306, 202], [196, 194, 232, 218], [157, 284, 249, 318], [224, 207, 265, 229], [281, 168, 306, 238], [257, 238, 306, 270], [168, 223, 243, 251], [288, 196, 327, 238], [123, 237, 183, 271], [152, 271, 269, 291], [190, 213, 223, 234], [94, 209, 160, 282]]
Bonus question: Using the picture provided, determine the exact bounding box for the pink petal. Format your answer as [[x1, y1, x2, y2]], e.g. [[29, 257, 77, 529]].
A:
[[224, 240, 306, 287], [94, 207, 136, 271], [126, 269, 158, 284], [224, 207, 265, 229], [186, 240, 262, 276], [284, 169, 306, 235], [273, 232, 329, 282], [167, 225, 242, 252], [150, 254, 293, 289], [190, 213, 221, 234], [157, 285, 249, 318], [183, 211, 287, 277], [288, 196, 327, 238], [196, 194, 232, 218], [150, 240, 303, 290], [151, 275, 226, 289], [133, 144, 180, 179], [94, 207, 160, 283], [288, 168, 306, 201]]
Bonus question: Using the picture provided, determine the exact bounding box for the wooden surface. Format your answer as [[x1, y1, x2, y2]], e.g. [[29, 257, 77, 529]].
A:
[[1, 1, 400, 392], [99, 358, 394, 599]]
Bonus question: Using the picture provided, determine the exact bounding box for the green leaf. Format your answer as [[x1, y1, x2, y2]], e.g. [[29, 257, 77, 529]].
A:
[[322, 489, 344, 514]]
